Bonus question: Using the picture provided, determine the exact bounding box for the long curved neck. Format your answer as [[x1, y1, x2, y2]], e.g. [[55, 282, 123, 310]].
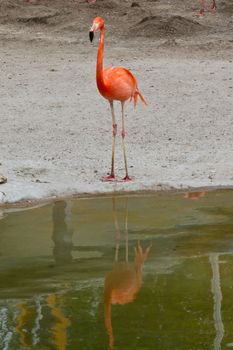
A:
[[104, 296, 114, 350], [96, 26, 105, 89]]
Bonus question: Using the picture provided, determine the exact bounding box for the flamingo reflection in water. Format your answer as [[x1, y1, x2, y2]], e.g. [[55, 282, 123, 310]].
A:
[[104, 198, 151, 349], [185, 191, 206, 200]]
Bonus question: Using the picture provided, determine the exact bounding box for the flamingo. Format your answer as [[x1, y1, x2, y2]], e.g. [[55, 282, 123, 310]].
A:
[[89, 17, 147, 182], [196, 0, 217, 16]]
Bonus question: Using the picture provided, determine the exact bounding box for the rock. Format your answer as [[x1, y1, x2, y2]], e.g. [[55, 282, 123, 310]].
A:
[[0, 175, 7, 185]]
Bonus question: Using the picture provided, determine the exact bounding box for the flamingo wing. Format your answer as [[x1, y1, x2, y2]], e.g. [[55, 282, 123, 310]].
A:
[[102, 67, 137, 102]]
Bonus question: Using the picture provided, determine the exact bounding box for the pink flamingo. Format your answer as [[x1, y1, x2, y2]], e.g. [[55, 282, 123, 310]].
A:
[[89, 17, 147, 182], [27, 0, 96, 3], [196, 0, 217, 16]]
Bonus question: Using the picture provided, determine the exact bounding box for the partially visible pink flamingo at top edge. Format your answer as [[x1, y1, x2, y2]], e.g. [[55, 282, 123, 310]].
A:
[[27, 0, 97, 3], [196, 0, 217, 16], [26, 0, 217, 17]]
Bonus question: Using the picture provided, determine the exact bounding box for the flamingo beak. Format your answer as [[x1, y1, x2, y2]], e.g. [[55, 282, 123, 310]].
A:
[[89, 31, 94, 42]]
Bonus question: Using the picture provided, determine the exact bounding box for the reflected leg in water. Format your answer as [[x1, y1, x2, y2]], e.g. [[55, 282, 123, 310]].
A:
[[104, 197, 151, 349], [113, 197, 120, 263]]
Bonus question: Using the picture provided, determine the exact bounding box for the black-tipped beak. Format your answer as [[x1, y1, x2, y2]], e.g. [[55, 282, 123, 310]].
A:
[[89, 31, 94, 42]]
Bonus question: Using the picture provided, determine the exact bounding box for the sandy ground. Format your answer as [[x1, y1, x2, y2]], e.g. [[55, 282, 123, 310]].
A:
[[0, 0, 232, 204]]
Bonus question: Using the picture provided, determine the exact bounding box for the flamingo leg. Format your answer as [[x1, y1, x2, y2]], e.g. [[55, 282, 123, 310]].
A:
[[112, 197, 120, 262], [196, 0, 205, 16], [102, 101, 117, 181], [124, 198, 129, 263], [121, 102, 132, 182], [211, 0, 217, 10]]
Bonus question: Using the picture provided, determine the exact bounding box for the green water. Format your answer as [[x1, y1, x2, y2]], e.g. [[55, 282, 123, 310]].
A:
[[0, 190, 233, 350]]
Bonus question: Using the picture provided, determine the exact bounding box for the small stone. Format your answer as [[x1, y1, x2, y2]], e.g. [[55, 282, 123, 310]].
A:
[[131, 1, 140, 7], [0, 175, 7, 184]]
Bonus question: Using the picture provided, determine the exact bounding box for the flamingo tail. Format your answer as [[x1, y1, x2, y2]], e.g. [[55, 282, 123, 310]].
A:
[[133, 87, 147, 107]]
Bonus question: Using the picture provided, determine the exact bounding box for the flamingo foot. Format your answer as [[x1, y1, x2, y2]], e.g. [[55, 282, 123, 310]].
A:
[[121, 175, 132, 182], [211, 4, 217, 11], [196, 10, 205, 17], [101, 174, 116, 182]]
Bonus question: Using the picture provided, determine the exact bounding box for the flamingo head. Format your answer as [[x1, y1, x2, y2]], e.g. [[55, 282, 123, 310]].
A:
[[89, 17, 104, 42]]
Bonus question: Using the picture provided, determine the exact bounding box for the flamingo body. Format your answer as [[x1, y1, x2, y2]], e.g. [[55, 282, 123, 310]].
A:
[[98, 67, 137, 103], [105, 262, 142, 305]]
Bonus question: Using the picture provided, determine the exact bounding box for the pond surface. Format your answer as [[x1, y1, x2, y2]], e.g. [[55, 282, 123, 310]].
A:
[[0, 190, 233, 350]]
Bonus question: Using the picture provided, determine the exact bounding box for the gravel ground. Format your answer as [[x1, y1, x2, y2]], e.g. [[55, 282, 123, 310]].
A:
[[0, 0, 232, 204]]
